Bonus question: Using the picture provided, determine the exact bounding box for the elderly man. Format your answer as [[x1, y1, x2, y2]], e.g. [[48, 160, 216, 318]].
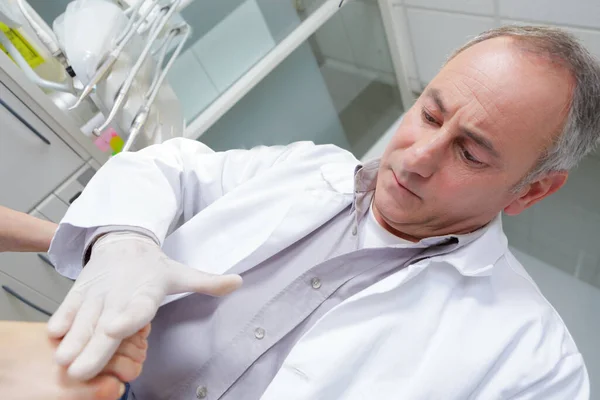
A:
[[47, 26, 599, 399]]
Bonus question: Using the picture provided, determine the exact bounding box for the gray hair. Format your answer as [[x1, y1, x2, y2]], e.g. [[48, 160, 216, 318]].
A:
[[448, 25, 600, 190]]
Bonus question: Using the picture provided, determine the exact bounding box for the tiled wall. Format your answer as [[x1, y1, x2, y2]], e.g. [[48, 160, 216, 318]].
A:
[[507, 156, 600, 289], [167, 0, 275, 122], [306, 0, 396, 83], [390, 0, 600, 90], [388, 0, 600, 289], [168, 0, 350, 151]]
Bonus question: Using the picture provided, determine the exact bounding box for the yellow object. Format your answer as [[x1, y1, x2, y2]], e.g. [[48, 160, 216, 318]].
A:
[[109, 134, 125, 155], [0, 22, 45, 69]]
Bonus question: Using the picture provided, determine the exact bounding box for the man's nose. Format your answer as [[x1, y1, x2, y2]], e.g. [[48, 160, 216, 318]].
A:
[[401, 132, 446, 178]]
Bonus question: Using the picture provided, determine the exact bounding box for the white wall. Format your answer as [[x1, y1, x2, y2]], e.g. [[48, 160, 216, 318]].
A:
[[308, 0, 396, 84], [502, 154, 600, 290], [389, 0, 600, 91], [165, 0, 350, 151], [167, 0, 275, 122]]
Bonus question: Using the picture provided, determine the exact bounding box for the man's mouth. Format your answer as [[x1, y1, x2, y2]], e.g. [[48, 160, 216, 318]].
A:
[[392, 172, 420, 199]]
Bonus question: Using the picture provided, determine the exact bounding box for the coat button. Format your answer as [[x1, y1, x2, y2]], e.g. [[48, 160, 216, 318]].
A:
[[254, 327, 266, 340], [196, 386, 208, 399], [311, 277, 321, 289], [352, 225, 358, 235]]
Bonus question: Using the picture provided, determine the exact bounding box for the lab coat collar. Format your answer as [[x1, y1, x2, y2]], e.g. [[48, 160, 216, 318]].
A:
[[319, 159, 380, 194], [426, 214, 507, 277], [320, 160, 507, 277]]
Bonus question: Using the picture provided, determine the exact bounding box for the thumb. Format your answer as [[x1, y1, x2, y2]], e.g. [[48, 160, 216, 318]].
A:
[[167, 262, 243, 297]]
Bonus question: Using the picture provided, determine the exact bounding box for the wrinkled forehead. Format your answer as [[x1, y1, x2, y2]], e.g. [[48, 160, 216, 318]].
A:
[[431, 37, 573, 146]]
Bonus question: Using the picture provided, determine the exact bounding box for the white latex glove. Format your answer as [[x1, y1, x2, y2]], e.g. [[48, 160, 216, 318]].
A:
[[47, 231, 243, 381]]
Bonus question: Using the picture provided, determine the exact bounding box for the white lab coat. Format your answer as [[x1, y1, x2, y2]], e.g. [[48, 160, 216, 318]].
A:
[[51, 138, 589, 400]]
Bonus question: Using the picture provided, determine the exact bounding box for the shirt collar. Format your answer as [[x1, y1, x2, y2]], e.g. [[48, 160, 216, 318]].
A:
[[321, 159, 508, 277]]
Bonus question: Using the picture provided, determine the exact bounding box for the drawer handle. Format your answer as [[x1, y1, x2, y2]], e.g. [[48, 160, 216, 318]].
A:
[[37, 253, 54, 268], [2, 285, 53, 317], [0, 97, 51, 145]]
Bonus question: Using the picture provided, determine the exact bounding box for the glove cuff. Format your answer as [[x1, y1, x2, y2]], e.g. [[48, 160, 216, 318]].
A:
[[94, 231, 158, 248], [84, 230, 159, 265]]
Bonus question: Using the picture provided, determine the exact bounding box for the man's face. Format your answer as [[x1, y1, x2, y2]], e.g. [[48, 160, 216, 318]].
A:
[[374, 37, 573, 239]]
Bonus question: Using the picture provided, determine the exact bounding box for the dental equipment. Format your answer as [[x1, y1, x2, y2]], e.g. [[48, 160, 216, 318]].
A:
[[68, 0, 159, 111], [0, 30, 73, 92], [122, 23, 189, 152], [91, 0, 180, 137], [15, 0, 68, 68]]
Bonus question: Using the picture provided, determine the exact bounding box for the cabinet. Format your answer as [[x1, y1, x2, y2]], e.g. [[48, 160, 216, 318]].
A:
[[0, 251, 73, 304], [0, 82, 85, 213], [0, 269, 58, 322], [0, 78, 98, 320], [0, 162, 99, 320]]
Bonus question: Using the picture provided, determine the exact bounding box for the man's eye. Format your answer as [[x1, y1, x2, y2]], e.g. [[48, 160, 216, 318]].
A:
[[422, 110, 437, 124], [462, 148, 483, 165]]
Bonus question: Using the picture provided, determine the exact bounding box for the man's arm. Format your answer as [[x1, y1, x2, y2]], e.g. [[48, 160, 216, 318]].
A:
[[509, 353, 589, 400], [49, 138, 345, 278], [0, 205, 56, 253]]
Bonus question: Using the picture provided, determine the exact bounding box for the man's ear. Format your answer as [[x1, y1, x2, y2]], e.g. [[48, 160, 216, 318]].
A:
[[504, 172, 568, 216]]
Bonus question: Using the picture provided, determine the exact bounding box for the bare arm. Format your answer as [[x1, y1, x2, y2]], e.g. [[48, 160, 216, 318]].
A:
[[0, 205, 57, 253]]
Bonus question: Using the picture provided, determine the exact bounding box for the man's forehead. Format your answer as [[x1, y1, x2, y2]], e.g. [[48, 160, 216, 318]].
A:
[[429, 38, 573, 136]]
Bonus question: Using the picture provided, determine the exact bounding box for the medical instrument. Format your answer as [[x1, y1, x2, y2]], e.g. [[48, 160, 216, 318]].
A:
[[15, 0, 68, 67], [91, 0, 180, 137], [123, 23, 189, 151], [68, 0, 159, 111], [0, 0, 190, 154], [0, 29, 72, 93]]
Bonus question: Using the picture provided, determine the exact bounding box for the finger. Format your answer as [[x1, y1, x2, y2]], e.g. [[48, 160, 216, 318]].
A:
[[102, 354, 144, 383], [48, 289, 84, 339], [115, 338, 147, 363], [104, 296, 158, 338], [119, 328, 148, 351], [128, 331, 149, 351], [55, 299, 103, 366], [128, 323, 151, 347], [82, 376, 126, 400], [140, 323, 151, 339], [167, 263, 243, 296], [67, 331, 121, 381]]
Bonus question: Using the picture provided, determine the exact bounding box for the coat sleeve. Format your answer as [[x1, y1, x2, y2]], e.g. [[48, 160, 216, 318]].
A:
[[48, 138, 352, 279], [508, 353, 589, 400]]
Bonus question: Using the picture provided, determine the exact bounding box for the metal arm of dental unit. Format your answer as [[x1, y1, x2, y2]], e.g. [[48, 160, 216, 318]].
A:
[[68, 0, 160, 110], [122, 23, 190, 152], [90, 0, 182, 138]]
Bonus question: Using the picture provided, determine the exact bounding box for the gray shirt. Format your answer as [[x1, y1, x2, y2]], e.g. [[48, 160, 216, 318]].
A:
[[130, 162, 482, 400]]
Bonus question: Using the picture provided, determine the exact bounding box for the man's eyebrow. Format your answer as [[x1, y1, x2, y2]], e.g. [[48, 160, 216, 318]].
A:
[[463, 129, 500, 158], [425, 87, 500, 158], [426, 88, 447, 114]]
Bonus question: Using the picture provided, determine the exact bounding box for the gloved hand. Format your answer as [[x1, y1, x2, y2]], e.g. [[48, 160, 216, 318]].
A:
[[47, 231, 242, 381]]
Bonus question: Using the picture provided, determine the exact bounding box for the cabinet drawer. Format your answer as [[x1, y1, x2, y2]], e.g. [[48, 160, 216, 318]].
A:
[[0, 251, 72, 304], [0, 269, 58, 322], [37, 193, 69, 223], [0, 82, 85, 213]]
